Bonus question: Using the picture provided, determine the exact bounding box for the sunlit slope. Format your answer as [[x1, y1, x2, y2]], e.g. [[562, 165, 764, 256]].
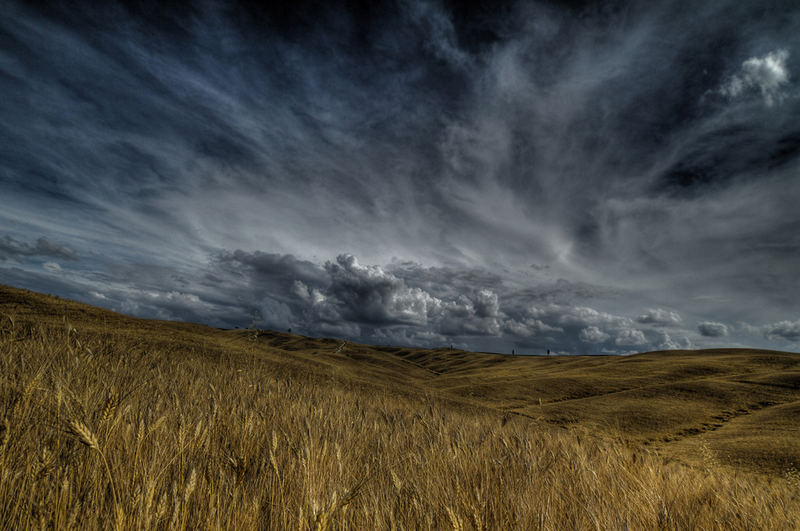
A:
[[253, 326, 799, 468], [2, 284, 798, 475]]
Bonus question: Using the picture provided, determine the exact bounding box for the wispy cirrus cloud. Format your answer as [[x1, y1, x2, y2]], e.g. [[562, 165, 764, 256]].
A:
[[0, 235, 78, 262], [1, 0, 799, 354]]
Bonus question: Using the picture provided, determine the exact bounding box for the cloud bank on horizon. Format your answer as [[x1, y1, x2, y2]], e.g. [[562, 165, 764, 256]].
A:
[[1, 0, 799, 354]]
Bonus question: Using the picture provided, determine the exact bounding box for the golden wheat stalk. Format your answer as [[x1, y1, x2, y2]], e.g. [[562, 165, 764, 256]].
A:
[[69, 420, 99, 450], [68, 419, 121, 521], [101, 392, 118, 425]]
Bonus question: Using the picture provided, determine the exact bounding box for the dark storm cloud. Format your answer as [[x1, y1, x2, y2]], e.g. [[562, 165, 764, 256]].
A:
[[324, 254, 434, 325], [0, 235, 78, 261], [0, 243, 782, 353], [213, 251, 508, 341], [763, 320, 800, 343], [214, 251, 327, 288], [698, 321, 729, 337], [1, 0, 799, 353], [0, 266, 88, 301], [219, 251, 638, 350]]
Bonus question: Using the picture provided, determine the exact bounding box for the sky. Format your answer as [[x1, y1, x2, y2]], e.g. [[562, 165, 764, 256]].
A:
[[1, 0, 799, 354]]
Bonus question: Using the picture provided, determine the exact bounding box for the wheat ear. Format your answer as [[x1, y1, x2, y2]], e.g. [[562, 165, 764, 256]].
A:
[[69, 419, 121, 521]]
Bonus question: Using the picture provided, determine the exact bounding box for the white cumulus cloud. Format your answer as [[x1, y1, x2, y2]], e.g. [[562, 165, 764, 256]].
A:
[[656, 331, 692, 350], [720, 49, 790, 106], [763, 319, 800, 342], [615, 329, 647, 346], [579, 326, 610, 343], [636, 308, 682, 326]]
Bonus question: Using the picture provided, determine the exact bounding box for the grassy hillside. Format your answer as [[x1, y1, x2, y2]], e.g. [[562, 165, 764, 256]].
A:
[[1, 285, 798, 529], [253, 320, 800, 476]]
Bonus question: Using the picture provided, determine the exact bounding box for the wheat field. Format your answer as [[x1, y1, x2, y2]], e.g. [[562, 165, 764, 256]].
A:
[[1, 286, 799, 529]]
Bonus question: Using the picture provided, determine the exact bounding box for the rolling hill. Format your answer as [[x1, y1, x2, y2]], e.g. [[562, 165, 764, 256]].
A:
[[1, 284, 798, 529]]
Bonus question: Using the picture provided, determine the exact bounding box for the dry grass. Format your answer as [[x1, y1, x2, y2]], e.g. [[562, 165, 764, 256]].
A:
[[1, 286, 799, 529]]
